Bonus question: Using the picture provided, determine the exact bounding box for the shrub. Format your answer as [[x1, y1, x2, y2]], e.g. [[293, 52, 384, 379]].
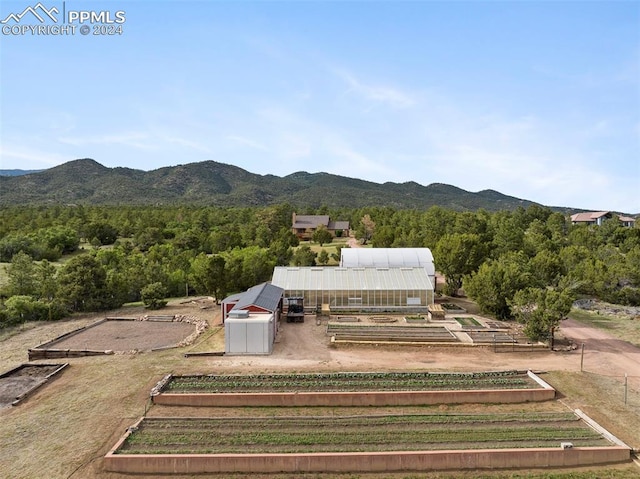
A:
[[141, 282, 168, 310]]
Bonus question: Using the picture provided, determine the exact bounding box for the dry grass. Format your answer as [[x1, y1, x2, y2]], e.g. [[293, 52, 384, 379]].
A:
[[0, 301, 639, 479], [568, 309, 640, 348]]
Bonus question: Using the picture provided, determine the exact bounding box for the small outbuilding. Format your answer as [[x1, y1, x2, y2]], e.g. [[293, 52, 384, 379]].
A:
[[221, 282, 284, 355], [225, 311, 275, 355]]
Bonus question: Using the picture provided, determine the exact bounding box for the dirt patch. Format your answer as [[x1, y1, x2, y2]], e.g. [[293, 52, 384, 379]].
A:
[[35, 319, 196, 353], [0, 364, 67, 408]]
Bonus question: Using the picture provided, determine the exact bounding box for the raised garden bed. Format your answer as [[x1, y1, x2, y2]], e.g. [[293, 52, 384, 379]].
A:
[[0, 363, 68, 407], [327, 323, 457, 343], [115, 412, 609, 455], [105, 409, 631, 474], [159, 370, 539, 394], [150, 370, 556, 407], [28, 317, 203, 360], [454, 316, 484, 328], [405, 315, 427, 323], [441, 303, 467, 313]]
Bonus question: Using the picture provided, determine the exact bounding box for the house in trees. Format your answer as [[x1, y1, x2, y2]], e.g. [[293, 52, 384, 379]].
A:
[[570, 211, 636, 227], [291, 213, 350, 240]]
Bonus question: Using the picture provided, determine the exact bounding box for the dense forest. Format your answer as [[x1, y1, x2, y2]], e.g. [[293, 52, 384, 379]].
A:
[[1, 204, 638, 342]]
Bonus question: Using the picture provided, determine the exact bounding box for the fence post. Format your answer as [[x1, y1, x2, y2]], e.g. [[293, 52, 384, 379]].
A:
[[624, 374, 628, 405], [580, 343, 585, 372]]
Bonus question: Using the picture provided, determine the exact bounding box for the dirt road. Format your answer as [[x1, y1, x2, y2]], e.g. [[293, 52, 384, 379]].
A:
[[560, 318, 640, 391]]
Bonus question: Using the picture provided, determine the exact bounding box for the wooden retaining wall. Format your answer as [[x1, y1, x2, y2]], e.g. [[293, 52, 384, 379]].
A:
[[152, 387, 555, 407], [105, 447, 631, 474]]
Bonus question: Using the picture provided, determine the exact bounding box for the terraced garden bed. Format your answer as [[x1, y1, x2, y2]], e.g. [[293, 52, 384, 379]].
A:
[[115, 412, 611, 455], [160, 370, 537, 393], [327, 323, 457, 342], [454, 316, 483, 328], [441, 303, 467, 313]]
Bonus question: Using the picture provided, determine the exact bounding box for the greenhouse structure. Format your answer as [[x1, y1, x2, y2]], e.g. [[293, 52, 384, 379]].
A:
[[271, 266, 434, 313], [340, 248, 435, 290]]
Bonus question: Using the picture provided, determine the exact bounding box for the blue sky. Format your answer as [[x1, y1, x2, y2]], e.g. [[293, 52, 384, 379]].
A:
[[1, 0, 638, 212]]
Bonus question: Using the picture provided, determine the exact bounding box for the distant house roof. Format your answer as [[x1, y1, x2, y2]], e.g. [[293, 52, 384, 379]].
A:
[[328, 220, 350, 230], [230, 282, 284, 314], [570, 211, 611, 222], [570, 211, 635, 225], [292, 215, 330, 230]]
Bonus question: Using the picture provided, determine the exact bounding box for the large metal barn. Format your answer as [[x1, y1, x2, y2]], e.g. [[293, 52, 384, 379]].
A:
[[271, 266, 434, 313]]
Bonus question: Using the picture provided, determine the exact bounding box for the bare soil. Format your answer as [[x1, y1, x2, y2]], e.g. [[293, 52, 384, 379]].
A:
[[37, 319, 195, 352], [0, 298, 639, 479]]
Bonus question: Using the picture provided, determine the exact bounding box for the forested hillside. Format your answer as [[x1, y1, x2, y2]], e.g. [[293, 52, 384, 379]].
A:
[[0, 158, 543, 211], [1, 204, 638, 342]]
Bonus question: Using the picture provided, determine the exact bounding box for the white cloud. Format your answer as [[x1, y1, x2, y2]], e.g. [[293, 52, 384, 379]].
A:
[[58, 132, 156, 151], [0, 144, 70, 169], [226, 135, 270, 152], [334, 69, 415, 109]]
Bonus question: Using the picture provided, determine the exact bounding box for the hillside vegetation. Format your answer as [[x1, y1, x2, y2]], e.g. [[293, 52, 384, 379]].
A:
[[0, 158, 542, 210]]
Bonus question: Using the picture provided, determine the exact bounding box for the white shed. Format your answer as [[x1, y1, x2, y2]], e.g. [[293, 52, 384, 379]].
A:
[[225, 310, 275, 355], [340, 248, 435, 289]]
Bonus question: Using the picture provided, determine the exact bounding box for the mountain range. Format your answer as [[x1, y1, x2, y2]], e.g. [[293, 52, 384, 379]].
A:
[[0, 158, 562, 211]]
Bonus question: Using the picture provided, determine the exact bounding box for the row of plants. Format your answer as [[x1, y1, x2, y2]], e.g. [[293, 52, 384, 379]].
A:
[[117, 413, 607, 454], [162, 370, 537, 393]]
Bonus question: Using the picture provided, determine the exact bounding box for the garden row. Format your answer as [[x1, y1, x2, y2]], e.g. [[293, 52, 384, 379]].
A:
[[160, 370, 537, 393], [117, 412, 608, 455], [326, 323, 458, 342]]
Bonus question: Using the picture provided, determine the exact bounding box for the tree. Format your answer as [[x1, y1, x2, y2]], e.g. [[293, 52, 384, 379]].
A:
[[84, 222, 118, 245], [36, 260, 58, 301], [57, 254, 119, 311], [357, 214, 376, 245], [510, 287, 573, 346], [292, 245, 316, 266], [6, 251, 37, 296], [141, 282, 168, 310], [312, 225, 333, 246], [463, 252, 532, 319], [371, 225, 395, 248], [317, 249, 329, 265], [434, 233, 486, 296], [190, 254, 227, 302]]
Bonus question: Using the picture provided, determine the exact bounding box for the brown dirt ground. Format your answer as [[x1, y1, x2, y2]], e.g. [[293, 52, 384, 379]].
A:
[[0, 298, 639, 479]]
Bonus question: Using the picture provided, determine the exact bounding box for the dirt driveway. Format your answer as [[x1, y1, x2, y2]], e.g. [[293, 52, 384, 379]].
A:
[[560, 318, 640, 391]]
